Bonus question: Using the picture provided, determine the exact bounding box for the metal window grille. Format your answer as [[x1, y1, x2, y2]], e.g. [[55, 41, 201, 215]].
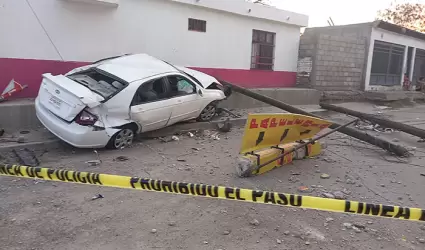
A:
[[188, 18, 206, 32], [370, 40, 405, 86], [251, 30, 275, 70]]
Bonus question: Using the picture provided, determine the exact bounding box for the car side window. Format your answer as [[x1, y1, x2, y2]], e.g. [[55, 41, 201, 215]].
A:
[[167, 75, 196, 97], [131, 78, 167, 106]]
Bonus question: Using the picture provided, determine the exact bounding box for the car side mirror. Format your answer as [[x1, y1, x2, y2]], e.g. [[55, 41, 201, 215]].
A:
[[197, 89, 203, 96]]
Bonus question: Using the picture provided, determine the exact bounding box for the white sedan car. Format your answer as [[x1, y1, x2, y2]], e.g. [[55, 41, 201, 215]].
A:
[[35, 54, 230, 149]]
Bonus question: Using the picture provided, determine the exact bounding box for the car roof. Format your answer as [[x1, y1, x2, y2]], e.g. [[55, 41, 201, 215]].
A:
[[96, 54, 179, 83]]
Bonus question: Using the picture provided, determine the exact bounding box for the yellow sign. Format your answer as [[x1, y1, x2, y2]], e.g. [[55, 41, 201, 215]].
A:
[[240, 113, 332, 153]]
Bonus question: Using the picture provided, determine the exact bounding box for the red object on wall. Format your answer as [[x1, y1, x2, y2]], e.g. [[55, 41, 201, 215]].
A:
[[0, 58, 296, 99]]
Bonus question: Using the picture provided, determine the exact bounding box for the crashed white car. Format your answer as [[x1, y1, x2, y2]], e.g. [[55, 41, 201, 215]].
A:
[[35, 54, 230, 149]]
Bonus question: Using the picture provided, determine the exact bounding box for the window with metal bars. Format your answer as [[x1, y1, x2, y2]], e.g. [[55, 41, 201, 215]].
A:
[[188, 18, 206, 32], [251, 30, 275, 70], [370, 40, 405, 86]]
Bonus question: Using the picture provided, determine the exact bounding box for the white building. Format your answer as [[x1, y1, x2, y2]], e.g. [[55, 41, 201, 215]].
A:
[[0, 0, 308, 98]]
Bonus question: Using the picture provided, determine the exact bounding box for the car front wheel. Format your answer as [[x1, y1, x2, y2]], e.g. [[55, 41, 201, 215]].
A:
[[197, 103, 216, 122], [107, 128, 135, 149]]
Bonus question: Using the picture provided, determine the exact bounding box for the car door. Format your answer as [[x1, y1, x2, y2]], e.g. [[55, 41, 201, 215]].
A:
[[165, 74, 204, 125], [129, 77, 174, 132]]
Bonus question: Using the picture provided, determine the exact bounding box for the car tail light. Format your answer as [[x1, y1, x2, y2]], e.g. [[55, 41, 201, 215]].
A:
[[75, 109, 98, 126]]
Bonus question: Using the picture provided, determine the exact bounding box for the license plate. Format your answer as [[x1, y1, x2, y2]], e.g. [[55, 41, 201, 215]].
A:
[[49, 96, 63, 108]]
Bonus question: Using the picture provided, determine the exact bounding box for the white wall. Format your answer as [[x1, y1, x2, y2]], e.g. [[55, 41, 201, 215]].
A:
[[0, 0, 61, 60], [364, 27, 425, 90], [0, 0, 303, 72]]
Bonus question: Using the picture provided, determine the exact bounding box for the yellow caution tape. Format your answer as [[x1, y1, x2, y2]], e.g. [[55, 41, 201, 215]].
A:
[[1, 164, 424, 222]]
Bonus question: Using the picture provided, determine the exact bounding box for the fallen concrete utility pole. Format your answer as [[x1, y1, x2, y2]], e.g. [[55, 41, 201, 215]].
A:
[[320, 103, 425, 139], [219, 80, 409, 157]]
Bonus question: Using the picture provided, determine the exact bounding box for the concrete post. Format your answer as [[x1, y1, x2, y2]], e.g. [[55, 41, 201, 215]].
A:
[[364, 38, 375, 91], [400, 46, 409, 87], [409, 47, 417, 82]]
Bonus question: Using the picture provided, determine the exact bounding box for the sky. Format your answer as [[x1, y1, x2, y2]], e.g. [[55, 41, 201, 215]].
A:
[[271, 0, 425, 27]]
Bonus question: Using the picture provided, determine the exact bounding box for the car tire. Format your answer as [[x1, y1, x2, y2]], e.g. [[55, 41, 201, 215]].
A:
[[197, 103, 217, 122], [106, 126, 136, 149]]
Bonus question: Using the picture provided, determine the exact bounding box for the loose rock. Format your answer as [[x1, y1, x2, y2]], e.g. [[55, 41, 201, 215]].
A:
[[168, 221, 176, 226], [320, 173, 330, 179], [419, 238, 425, 243], [151, 229, 157, 234], [276, 239, 282, 244], [353, 222, 365, 229], [250, 219, 260, 226], [322, 193, 335, 199], [305, 241, 311, 245], [343, 223, 352, 229], [333, 191, 346, 200], [284, 231, 290, 235], [325, 217, 334, 222], [223, 230, 231, 235]]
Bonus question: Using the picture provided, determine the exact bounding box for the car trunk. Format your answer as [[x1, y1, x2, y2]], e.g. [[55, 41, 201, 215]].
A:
[[38, 73, 104, 122]]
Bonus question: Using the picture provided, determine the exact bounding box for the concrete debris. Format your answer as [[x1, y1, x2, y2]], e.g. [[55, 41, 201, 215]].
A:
[[320, 173, 330, 179], [343, 223, 352, 229], [222, 230, 231, 235], [321, 193, 335, 199], [114, 156, 129, 162], [210, 133, 220, 140], [419, 238, 425, 243], [249, 219, 260, 226], [171, 135, 180, 141], [346, 179, 356, 184], [288, 176, 300, 183], [168, 221, 176, 226], [353, 223, 366, 229], [150, 229, 157, 234], [333, 191, 346, 200], [284, 231, 290, 235], [325, 217, 334, 222], [352, 226, 362, 233], [187, 132, 194, 138], [276, 239, 282, 244], [305, 241, 311, 245], [86, 160, 101, 166], [91, 194, 104, 201], [203, 241, 209, 244], [216, 118, 232, 133]]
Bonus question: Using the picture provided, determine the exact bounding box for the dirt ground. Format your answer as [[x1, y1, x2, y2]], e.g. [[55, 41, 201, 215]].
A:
[[2, 103, 425, 250]]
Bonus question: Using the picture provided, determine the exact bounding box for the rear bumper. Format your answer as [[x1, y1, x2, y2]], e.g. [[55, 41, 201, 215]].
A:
[[35, 97, 111, 148]]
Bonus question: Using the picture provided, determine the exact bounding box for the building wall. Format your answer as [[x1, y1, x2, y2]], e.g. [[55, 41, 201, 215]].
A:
[[365, 27, 425, 91], [298, 24, 370, 91], [0, 0, 306, 99]]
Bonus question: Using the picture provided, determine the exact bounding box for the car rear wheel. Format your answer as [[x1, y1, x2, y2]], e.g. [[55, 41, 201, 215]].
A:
[[107, 128, 135, 149], [197, 103, 216, 122]]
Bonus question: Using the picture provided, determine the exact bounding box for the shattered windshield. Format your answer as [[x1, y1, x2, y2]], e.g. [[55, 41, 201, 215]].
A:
[[68, 69, 127, 99]]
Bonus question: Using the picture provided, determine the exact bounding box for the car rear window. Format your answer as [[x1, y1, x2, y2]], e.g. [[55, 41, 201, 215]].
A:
[[68, 69, 127, 99]]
